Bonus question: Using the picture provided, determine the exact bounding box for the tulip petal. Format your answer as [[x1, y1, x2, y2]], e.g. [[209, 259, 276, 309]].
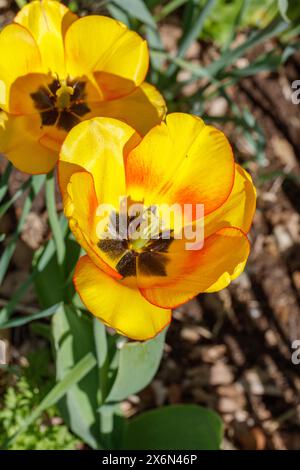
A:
[[0, 24, 42, 109], [88, 82, 166, 136], [126, 113, 235, 217], [65, 15, 148, 99], [65, 171, 122, 279], [140, 227, 250, 308], [0, 111, 57, 174], [15, 0, 77, 77], [59, 117, 140, 205], [74, 255, 171, 341], [204, 164, 256, 236]]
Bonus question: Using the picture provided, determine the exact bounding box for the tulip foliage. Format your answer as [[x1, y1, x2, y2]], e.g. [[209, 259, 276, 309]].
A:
[[0, 0, 298, 450]]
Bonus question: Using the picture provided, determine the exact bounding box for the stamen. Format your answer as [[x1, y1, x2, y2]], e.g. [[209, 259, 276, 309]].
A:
[[98, 207, 173, 278], [31, 78, 90, 131], [116, 251, 138, 277], [138, 252, 168, 277], [98, 239, 128, 259]]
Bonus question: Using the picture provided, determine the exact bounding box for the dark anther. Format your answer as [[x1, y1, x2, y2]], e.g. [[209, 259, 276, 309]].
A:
[[71, 81, 87, 101], [31, 79, 90, 131], [40, 109, 59, 127], [116, 251, 138, 277], [70, 102, 90, 116], [48, 80, 61, 95], [98, 239, 128, 259], [57, 111, 80, 132], [30, 88, 55, 110], [146, 234, 173, 253], [138, 252, 168, 277], [98, 210, 172, 278]]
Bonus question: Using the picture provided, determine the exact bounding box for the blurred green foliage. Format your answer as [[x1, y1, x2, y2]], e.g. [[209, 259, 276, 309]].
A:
[[0, 349, 80, 450], [200, 0, 278, 44]]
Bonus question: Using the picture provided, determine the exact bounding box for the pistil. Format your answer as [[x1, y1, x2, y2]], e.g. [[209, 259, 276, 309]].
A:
[[56, 82, 74, 110]]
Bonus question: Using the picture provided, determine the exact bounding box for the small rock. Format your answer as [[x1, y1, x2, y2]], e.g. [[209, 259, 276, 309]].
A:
[[217, 384, 246, 412], [217, 383, 244, 398], [22, 212, 46, 250], [271, 136, 297, 169], [244, 369, 264, 395], [159, 24, 181, 53], [265, 329, 278, 347], [274, 225, 293, 252], [207, 97, 228, 117], [180, 326, 201, 343], [218, 397, 239, 414], [210, 361, 234, 386], [200, 344, 227, 363]]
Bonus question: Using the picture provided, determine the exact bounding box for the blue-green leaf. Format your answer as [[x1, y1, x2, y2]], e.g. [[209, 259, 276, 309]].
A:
[[52, 305, 101, 449], [0, 175, 45, 285], [0, 162, 12, 203], [278, 0, 290, 22], [34, 225, 80, 308], [0, 302, 61, 329], [106, 328, 167, 403], [111, 0, 157, 28]]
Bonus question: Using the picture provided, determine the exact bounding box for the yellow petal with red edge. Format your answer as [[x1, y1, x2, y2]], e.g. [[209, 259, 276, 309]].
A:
[[0, 24, 42, 109], [59, 117, 141, 204], [74, 255, 171, 341], [65, 15, 148, 100], [65, 171, 122, 279], [0, 111, 57, 174], [88, 82, 166, 136], [126, 113, 235, 217], [15, 0, 77, 77], [140, 227, 250, 308], [204, 164, 256, 237]]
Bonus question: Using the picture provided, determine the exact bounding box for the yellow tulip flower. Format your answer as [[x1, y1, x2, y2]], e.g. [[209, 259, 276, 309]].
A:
[[0, 0, 165, 174], [59, 113, 256, 341]]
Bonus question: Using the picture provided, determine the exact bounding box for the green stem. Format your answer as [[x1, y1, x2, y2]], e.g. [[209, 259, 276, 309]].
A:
[[0, 162, 12, 203], [0, 177, 32, 218], [45, 170, 66, 273], [155, 0, 188, 21], [93, 318, 109, 405]]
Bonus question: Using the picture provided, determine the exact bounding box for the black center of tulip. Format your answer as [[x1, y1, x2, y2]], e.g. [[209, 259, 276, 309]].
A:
[[97, 212, 173, 278], [31, 79, 90, 132]]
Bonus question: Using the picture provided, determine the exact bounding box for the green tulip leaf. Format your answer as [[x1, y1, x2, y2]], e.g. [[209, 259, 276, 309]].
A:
[[123, 405, 223, 450], [52, 305, 101, 449], [106, 328, 167, 403]]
